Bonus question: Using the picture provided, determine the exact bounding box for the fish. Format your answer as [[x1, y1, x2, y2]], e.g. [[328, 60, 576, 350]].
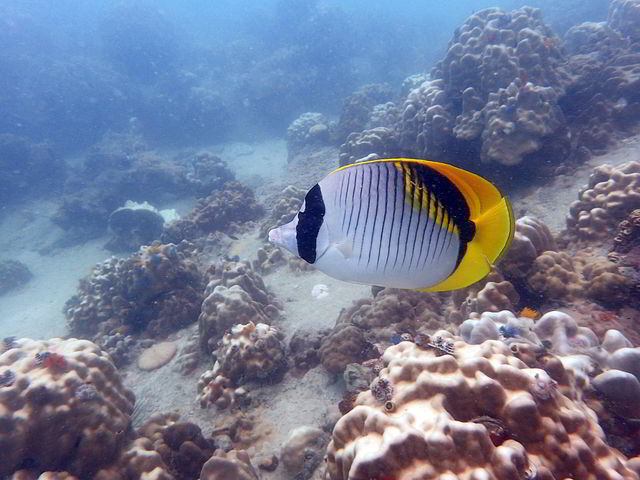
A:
[[268, 158, 514, 291]]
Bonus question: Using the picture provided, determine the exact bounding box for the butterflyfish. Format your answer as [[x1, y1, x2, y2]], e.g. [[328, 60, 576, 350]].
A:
[[268, 158, 514, 291]]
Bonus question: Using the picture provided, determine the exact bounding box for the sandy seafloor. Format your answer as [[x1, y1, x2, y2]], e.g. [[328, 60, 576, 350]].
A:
[[0, 134, 639, 478]]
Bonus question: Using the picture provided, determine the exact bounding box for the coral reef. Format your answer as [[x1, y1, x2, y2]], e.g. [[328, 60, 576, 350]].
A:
[[197, 322, 287, 409], [64, 243, 204, 343], [286, 112, 333, 161], [259, 184, 306, 239], [446, 269, 521, 325], [198, 260, 280, 354], [199, 450, 259, 480], [335, 288, 444, 342], [527, 251, 584, 300], [162, 182, 264, 243], [335, 84, 394, 143], [319, 324, 376, 375], [500, 215, 557, 279], [398, 7, 571, 167], [567, 161, 640, 239], [338, 127, 399, 167], [0, 338, 135, 477], [289, 329, 327, 371], [326, 335, 638, 480], [609, 0, 640, 44], [0, 260, 33, 296], [105, 201, 167, 252], [137, 412, 215, 479], [53, 137, 235, 244], [281, 426, 329, 480]]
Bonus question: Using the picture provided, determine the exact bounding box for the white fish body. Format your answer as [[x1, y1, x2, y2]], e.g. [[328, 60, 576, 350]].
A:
[[268, 158, 514, 291]]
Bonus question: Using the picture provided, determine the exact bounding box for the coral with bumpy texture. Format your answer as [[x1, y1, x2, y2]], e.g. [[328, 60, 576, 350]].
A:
[[334, 288, 443, 343], [281, 426, 329, 480], [326, 336, 638, 480], [609, 0, 640, 44], [319, 324, 375, 375], [138, 412, 214, 479], [567, 161, 640, 239], [199, 450, 259, 480], [612, 209, 640, 253], [162, 182, 264, 243], [65, 243, 203, 339], [527, 250, 584, 300], [198, 260, 280, 354], [338, 127, 399, 167], [335, 84, 394, 143], [399, 7, 570, 166], [286, 112, 333, 161], [197, 322, 286, 408], [0, 338, 135, 477], [259, 185, 306, 239], [105, 201, 165, 252], [500, 215, 556, 279]]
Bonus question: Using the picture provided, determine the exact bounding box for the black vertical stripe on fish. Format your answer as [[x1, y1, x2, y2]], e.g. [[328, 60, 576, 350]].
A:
[[425, 193, 439, 267], [360, 167, 375, 264], [353, 166, 366, 257], [384, 163, 399, 272], [401, 164, 416, 268], [341, 170, 352, 230], [296, 183, 325, 264], [432, 201, 445, 262], [367, 163, 382, 266], [437, 211, 451, 259], [416, 186, 431, 270], [392, 164, 407, 269], [409, 175, 424, 269], [337, 173, 344, 208], [346, 168, 359, 237], [376, 163, 390, 269]]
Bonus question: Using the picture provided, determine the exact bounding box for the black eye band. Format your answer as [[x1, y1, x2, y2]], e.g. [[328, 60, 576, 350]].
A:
[[296, 183, 325, 264]]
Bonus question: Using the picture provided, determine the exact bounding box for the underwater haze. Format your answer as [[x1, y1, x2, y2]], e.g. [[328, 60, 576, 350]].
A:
[[2, 0, 640, 479]]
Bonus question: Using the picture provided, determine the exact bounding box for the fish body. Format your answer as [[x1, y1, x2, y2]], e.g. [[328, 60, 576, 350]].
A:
[[269, 158, 514, 291]]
